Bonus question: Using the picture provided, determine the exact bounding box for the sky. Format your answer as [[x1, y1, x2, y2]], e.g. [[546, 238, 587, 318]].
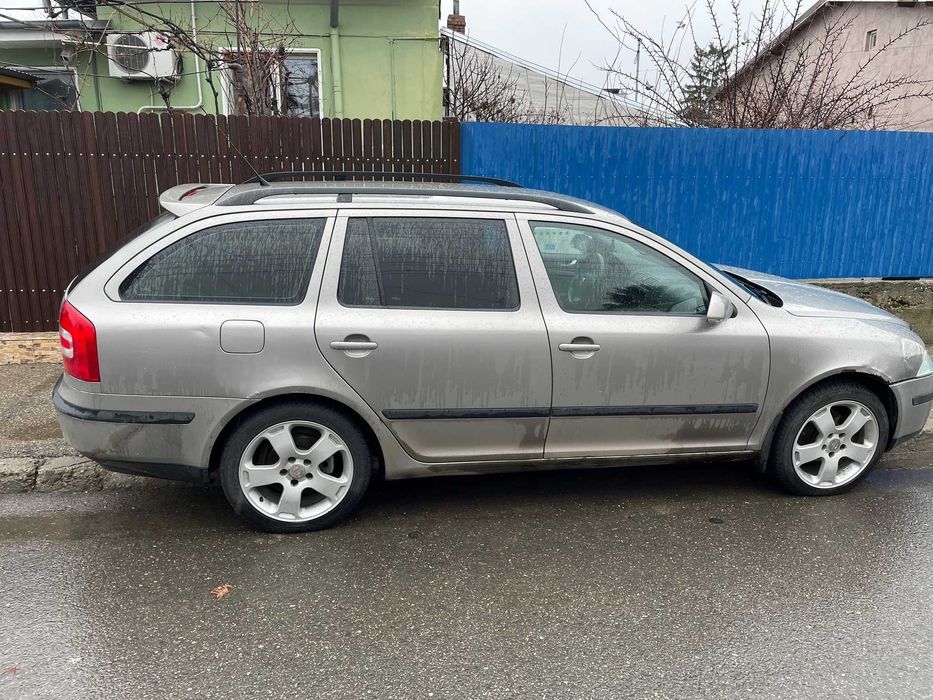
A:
[[439, 0, 775, 89]]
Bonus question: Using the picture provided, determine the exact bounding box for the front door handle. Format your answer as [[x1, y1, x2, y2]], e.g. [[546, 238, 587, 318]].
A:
[[558, 337, 600, 359], [330, 340, 378, 351]]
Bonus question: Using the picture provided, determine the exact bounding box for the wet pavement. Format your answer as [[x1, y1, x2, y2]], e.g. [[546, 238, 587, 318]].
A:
[[1, 461, 932, 700]]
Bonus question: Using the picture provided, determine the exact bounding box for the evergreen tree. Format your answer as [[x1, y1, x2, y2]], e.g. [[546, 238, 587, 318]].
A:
[[681, 43, 733, 125]]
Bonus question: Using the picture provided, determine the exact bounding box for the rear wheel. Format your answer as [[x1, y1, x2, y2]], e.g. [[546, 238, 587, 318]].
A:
[[769, 380, 888, 496], [219, 402, 372, 532]]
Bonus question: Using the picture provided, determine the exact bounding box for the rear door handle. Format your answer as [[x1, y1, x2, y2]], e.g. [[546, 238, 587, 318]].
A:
[[330, 340, 378, 351], [558, 343, 601, 353]]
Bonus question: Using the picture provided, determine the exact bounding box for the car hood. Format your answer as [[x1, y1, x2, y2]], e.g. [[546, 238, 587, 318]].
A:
[[718, 265, 908, 326]]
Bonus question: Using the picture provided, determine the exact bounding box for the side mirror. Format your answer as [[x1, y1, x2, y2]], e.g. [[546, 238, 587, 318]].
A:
[[706, 291, 734, 324]]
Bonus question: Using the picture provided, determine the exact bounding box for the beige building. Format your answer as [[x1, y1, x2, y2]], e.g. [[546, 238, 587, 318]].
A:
[[727, 0, 933, 131]]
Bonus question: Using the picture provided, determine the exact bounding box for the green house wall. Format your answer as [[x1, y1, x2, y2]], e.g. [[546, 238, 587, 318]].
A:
[[0, 0, 442, 119]]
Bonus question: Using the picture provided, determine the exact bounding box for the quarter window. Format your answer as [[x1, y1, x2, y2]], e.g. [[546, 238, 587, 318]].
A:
[[338, 217, 519, 310], [120, 219, 326, 303], [530, 222, 709, 314]]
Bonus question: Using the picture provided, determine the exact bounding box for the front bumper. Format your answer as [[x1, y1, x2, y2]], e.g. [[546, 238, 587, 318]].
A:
[[52, 376, 246, 482], [888, 373, 933, 448]]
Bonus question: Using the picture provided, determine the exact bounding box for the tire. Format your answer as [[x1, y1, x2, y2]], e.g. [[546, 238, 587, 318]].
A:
[[768, 379, 889, 496], [219, 401, 373, 532]]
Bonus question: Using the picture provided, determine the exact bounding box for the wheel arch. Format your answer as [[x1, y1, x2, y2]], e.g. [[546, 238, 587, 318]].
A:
[[207, 392, 386, 480], [757, 369, 898, 472]]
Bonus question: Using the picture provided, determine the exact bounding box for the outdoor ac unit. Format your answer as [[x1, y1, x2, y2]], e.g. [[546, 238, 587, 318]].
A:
[[106, 32, 178, 81]]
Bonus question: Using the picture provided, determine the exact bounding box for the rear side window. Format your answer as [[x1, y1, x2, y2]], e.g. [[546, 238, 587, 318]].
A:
[[338, 217, 519, 310], [120, 219, 326, 304]]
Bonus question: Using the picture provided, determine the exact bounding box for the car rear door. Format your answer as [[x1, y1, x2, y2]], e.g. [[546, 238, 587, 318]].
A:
[[518, 214, 770, 459], [315, 210, 552, 463]]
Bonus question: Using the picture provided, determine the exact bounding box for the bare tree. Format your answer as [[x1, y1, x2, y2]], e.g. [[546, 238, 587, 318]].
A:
[[586, 0, 933, 130], [444, 33, 530, 122], [215, 0, 301, 116]]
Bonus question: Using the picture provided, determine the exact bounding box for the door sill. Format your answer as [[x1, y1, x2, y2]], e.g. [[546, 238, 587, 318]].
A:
[[388, 450, 757, 479]]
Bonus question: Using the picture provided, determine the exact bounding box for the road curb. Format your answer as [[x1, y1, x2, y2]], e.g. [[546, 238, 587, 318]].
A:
[[0, 455, 194, 493], [0, 418, 930, 494]]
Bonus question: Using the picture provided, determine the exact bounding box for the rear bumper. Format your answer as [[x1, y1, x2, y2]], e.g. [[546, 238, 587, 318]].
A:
[[889, 373, 933, 448], [52, 376, 246, 482]]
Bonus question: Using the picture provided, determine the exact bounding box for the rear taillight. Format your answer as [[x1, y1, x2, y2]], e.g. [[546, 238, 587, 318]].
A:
[[59, 300, 100, 382]]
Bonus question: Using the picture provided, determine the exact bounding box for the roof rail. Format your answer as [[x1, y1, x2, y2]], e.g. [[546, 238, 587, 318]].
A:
[[243, 171, 523, 188], [215, 183, 595, 213]]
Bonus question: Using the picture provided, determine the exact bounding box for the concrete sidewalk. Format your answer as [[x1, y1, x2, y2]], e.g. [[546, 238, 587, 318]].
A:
[[0, 363, 930, 494]]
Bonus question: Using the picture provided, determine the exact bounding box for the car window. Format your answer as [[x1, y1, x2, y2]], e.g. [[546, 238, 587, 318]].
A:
[[120, 218, 326, 304], [530, 221, 709, 314], [338, 217, 519, 310]]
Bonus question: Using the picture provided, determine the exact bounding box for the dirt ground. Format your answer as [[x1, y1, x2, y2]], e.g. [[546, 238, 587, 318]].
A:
[[0, 363, 73, 460]]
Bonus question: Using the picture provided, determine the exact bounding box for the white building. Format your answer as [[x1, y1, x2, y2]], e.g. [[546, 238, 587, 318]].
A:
[[441, 27, 662, 126]]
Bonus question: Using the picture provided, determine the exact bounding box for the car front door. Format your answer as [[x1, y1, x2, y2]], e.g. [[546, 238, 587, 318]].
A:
[[315, 211, 552, 463], [518, 215, 770, 459]]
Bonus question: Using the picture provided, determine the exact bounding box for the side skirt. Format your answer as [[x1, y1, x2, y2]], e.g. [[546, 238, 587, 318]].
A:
[[386, 450, 758, 480]]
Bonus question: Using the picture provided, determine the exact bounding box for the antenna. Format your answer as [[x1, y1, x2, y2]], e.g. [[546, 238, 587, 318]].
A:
[[197, 106, 270, 186]]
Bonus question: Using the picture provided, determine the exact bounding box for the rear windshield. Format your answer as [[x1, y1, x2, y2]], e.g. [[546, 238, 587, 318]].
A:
[[69, 213, 177, 293]]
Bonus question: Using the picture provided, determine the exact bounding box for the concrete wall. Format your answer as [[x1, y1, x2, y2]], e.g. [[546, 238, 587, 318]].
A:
[[0, 0, 443, 119]]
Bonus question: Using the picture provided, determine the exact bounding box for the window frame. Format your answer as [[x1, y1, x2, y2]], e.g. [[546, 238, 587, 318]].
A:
[[334, 211, 524, 313], [106, 210, 336, 306], [865, 29, 878, 51], [6, 65, 81, 111], [519, 214, 740, 319], [219, 47, 324, 118]]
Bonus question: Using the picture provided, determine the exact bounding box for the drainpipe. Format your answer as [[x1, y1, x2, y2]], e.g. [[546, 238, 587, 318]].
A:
[[138, 0, 203, 113], [329, 0, 344, 118]]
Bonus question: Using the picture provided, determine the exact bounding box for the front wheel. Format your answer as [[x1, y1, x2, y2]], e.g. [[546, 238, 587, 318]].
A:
[[219, 402, 372, 532], [769, 380, 889, 496]]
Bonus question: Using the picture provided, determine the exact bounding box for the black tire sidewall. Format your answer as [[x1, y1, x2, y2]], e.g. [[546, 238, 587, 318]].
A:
[[219, 402, 372, 532], [769, 381, 889, 496]]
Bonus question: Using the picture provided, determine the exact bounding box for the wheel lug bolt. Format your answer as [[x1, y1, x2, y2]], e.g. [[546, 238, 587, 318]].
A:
[[279, 469, 287, 475], [290, 479, 298, 486]]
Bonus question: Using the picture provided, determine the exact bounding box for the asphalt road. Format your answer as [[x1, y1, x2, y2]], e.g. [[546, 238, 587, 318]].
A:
[[1, 461, 932, 700]]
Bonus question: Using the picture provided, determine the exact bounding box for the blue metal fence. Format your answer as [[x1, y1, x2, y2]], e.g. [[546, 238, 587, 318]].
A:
[[461, 123, 933, 279]]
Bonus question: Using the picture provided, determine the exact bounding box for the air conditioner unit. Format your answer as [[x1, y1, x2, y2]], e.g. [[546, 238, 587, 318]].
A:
[[106, 32, 178, 81]]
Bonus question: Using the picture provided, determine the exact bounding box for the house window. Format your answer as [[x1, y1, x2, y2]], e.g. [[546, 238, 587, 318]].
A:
[[865, 30, 877, 51], [9, 69, 79, 111], [281, 55, 320, 118], [223, 51, 321, 117]]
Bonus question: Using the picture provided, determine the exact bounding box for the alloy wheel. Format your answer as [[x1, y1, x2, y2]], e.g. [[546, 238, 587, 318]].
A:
[[792, 400, 879, 489], [238, 420, 354, 522]]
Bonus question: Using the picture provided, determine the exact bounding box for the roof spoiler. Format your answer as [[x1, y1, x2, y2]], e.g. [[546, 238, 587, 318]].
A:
[[159, 183, 234, 216]]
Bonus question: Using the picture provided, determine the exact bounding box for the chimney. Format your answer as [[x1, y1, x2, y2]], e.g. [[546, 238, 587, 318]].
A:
[[446, 0, 466, 33]]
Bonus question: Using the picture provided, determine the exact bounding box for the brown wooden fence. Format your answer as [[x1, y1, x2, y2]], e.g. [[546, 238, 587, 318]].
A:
[[0, 111, 461, 332]]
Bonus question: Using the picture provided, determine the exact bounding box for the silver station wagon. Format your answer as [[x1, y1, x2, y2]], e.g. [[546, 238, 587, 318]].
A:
[[54, 174, 933, 532]]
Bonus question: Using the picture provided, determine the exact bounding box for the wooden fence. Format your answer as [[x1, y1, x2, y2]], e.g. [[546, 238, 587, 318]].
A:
[[0, 111, 461, 332]]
